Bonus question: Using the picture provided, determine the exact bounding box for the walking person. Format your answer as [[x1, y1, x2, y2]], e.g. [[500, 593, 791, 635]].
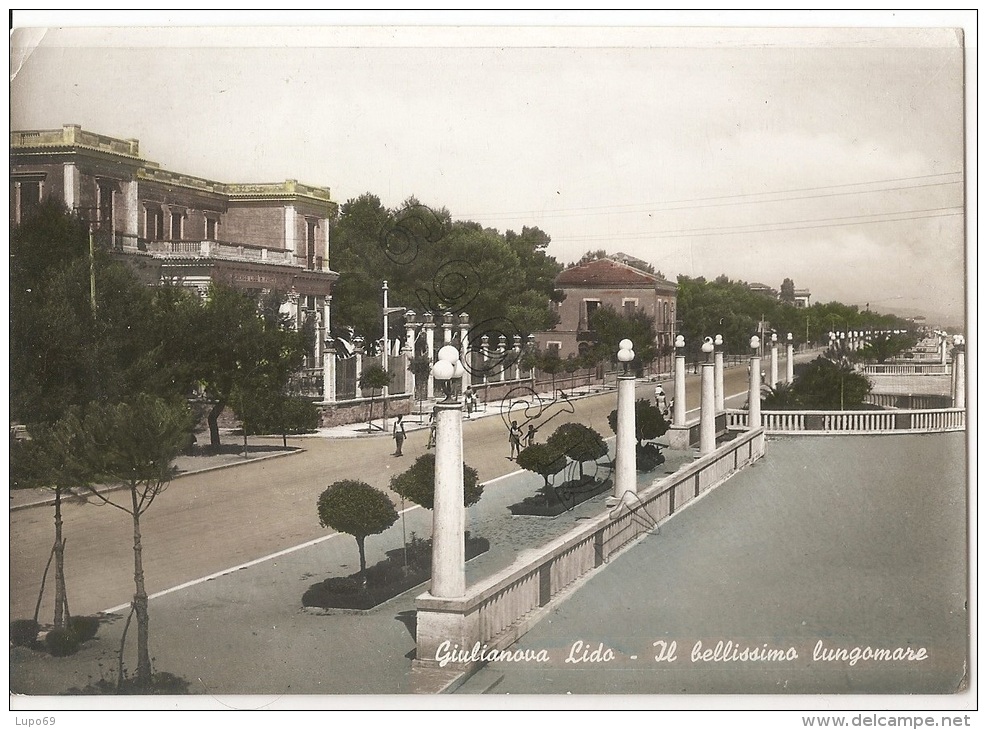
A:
[[426, 412, 436, 450], [464, 386, 477, 419], [525, 424, 537, 448], [508, 420, 523, 460], [654, 384, 669, 417], [393, 414, 407, 456]]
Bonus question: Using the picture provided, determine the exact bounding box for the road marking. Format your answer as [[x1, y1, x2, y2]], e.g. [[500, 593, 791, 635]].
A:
[[101, 384, 755, 614], [101, 507, 420, 613]]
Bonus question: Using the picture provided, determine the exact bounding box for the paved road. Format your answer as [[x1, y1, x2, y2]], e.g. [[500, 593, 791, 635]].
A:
[[8, 358, 770, 624]]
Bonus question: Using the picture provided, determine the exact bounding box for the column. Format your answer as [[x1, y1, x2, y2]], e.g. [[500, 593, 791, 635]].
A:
[[700, 359, 716, 455], [786, 339, 795, 383], [748, 355, 761, 429], [770, 345, 779, 388], [512, 335, 522, 381], [673, 352, 686, 426], [480, 334, 490, 385], [714, 348, 725, 412], [614, 372, 638, 502], [430, 402, 466, 597], [63, 162, 79, 210], [424, 320, 436, 400], [498, 335, 508, 382], [952, 347, 965, 409], [323, 342, 337, 404]]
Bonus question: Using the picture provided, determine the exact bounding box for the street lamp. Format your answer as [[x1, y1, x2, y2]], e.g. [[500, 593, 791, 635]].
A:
[[673, 335, 686, 427], [613, 338, 637, 503], [786, 332, 794, 383], [713, 334, 724, 412], [699, 337, 715, 455], [431, 345, 465, 402], [748, 335, 761, 429], [617, 338, 635, 374]]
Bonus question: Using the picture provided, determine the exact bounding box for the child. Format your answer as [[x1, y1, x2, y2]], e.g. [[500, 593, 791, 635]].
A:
[[509, 421, 523, 460]]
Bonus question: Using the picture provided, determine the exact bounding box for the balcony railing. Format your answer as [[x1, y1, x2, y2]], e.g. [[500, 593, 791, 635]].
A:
[[142, 239, 297, 266]]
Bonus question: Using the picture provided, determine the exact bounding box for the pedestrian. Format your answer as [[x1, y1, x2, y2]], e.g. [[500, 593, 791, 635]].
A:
[[654, 384, 668, 415], [464, 386, 477, 419], [425, 412, 436, 449], [525, 424, 537, 447], [508, 420, 523, 460], [393, 414, 406, 456]]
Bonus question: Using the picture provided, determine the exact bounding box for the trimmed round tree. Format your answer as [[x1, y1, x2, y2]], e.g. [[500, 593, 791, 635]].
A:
[[389, 453, 483, 510], [607, 398, 670, 446], [516, 442, 568, 489], [317, 480, 398, 586], [547, 423, 608, 479]]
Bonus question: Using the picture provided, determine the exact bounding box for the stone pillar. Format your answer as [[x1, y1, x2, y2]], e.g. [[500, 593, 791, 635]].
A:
[[748, 356, 761, 429], [498, 335, 508, 382], [952, 348, 966, 409], [786, 342, 795, 383], [404, 322, 415, 354], [770, 345, 779, 388], [430, 402, 466, 597], [424, 323, 436, 400], [323, 342, 337, 404], [940, 337, 948, 365], [700, 360, 716, 455], [354, 339, 364, 396], [673, 353, 686, 427], [714, 349, 724, 412], [512, 335, 522, 381], [442, 314, 453, 346], [613, 372, 638, 502], [480, 335, 490, 385], [63, 162, 79, 210]]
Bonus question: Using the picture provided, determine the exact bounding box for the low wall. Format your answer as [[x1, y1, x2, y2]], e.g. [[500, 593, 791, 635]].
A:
[[412, 427, 766, 692], [317, 394, 412, 427], [725, 408, 965, 434], [864, 393, 952, 409]]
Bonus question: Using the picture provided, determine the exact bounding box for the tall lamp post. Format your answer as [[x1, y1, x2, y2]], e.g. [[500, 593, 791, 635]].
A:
[[769, 332, 779, 388], [713, 334, 725, 412], [428, 345, 467, 598], [699, 337, 715, 455], [673, 334, 686, 427], [613, 339, 638, 504], [786, 332, 794, 383], [748, 336, 761, 429]]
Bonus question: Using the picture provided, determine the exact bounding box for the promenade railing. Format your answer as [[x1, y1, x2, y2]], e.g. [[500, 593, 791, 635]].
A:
[[724, 408, 965, 434], [413, 427, 766, 689], [858, 363, 951, 375]]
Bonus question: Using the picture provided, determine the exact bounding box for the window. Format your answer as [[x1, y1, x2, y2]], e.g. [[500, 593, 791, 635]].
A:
[[205, 216, 218, 240], [170, 210, 184, 240], [97, 181, 116, 229], [306, 218, 318, 269], [584, 300, 601, 328], [146, 207, 164, 241], [622, 298, 638, 316], [547, 342, 562, 354], [13, 177, 43, 223]]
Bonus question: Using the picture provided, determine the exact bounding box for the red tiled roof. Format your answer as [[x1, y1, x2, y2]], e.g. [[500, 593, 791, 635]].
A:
[[556, 258, 660, 287]]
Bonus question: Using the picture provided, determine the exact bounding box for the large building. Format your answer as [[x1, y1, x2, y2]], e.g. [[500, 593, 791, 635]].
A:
[[534, 256, 677, 368], [10, 124, 338, 380]]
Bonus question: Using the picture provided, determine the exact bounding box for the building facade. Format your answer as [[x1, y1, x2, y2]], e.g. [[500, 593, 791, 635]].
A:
[[10, 124, 339, 387], [534, 257, 677, 367]]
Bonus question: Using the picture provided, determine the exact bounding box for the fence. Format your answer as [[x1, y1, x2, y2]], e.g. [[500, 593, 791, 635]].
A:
[[859, 363, 951, 375], [724, 408, 965, 434], [413, 427, 766, 691]]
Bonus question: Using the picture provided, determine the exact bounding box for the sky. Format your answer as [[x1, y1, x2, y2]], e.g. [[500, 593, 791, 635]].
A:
[[8, 11, 974, 327]]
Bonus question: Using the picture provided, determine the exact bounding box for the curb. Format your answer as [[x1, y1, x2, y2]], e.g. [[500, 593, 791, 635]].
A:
[[9, 448, 304, 512]]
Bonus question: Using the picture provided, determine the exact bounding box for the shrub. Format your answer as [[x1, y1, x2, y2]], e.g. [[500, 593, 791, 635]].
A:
[[68, 615, 100, 642], [547, 423, 608, 478], [45, 627, 81, 657], [10, 619, 39, 647], [389, 453, 483, 510]]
